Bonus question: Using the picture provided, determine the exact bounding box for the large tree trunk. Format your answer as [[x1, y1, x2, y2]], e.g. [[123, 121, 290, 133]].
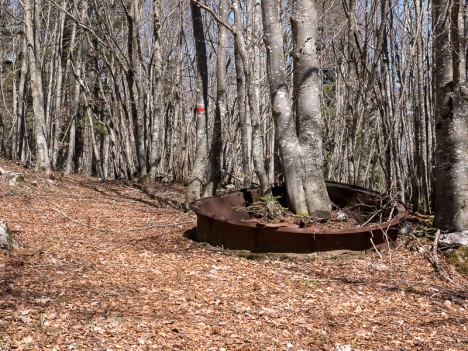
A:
[[261, 0, 308, 215], [291, 0, 332, 217], [433, 0, 468, 231], [23, 0, 51, 171], [126, 0, 147, 179], [261, 0, 331, 217]]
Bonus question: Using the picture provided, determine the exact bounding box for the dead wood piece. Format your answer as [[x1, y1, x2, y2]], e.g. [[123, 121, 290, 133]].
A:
[[0, 220, 18, 252], [0, 166, 23, 186]]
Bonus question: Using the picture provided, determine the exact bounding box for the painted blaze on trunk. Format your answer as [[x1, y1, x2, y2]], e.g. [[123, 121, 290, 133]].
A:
[[262, 0, 331, 218]]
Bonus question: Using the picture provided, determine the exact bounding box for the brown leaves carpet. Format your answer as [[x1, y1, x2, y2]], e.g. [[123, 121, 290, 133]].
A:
[[0, 161, 467, 351]]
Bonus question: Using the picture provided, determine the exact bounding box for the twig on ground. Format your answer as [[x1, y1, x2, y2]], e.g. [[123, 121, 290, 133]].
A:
[[409, 231, 459, 287], [433, 229, 440, 265]]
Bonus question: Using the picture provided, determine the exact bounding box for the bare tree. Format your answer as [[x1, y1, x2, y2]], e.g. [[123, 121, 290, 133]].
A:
[[433, 0, 468, 231], [204, 0, 228, 196], [23, 0, 51, 171], [185, 0, 209, 208], [261, 0, 331, 216], [291, 0, 332, 217]]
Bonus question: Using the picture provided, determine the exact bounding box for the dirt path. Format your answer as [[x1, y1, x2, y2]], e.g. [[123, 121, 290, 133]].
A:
[[0, 161, 467, 351]]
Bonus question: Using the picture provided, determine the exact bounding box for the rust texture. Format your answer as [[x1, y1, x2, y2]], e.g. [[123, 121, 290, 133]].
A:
[[190, 182, 407, 253]]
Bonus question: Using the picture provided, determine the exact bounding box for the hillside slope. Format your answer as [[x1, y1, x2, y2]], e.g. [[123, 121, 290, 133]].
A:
[[0, 159, 466, 351]]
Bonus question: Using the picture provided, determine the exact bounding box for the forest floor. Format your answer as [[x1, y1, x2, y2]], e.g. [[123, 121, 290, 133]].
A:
[[0, 159, 467, 351]]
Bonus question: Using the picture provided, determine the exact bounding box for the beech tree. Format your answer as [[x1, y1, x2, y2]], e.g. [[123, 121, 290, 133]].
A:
[[262, 0, 331, 217], [23, 0, 51, 171], [432, 0, 468, 231], [185, 0, 209, 208]]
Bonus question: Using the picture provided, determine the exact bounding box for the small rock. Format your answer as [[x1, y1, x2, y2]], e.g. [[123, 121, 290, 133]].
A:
[[411, 245, 425, 253], [35, 297, 52, 304], [444, 300, 452, 306], [336, 211, 348, 221], [9, 176, 18, 186], [440, 231, 468, 246], [374, 263, 390, 272], [399, 221, 414, 235], [20, 316, 32, 324]]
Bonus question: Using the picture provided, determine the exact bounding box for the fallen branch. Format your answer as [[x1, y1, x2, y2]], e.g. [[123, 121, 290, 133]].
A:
[[0, 166, 21, 176], [49, 206, 195, 233], [0, 166, 23, 186], [409, 231, 458, 287], [432, 229, 440, 265]]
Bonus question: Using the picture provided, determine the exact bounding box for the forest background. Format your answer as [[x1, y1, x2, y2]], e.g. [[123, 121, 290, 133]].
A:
[[0, 0, 466, 229]]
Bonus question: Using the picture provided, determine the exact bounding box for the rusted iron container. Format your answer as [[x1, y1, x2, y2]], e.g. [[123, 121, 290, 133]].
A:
[[190, 182, 406, 253]]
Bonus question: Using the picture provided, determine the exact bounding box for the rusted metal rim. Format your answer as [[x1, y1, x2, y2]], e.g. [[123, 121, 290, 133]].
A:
[[190, 182, 407, 253]]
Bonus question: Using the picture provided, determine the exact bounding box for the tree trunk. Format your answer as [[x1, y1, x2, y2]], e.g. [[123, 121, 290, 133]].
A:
[[261, 0, 308, 215], [235, 45, 252, 188], [433, 0, 468, 231], [149, 0, 163, 180], [127, 0, 147, 179], [291, 0, 332, 217], [185, 1, 209, 209], [204, 0, 228, 196], [232, 0, 269, 194], [15, 38, 29, 163], [24, 0, 51, 171]]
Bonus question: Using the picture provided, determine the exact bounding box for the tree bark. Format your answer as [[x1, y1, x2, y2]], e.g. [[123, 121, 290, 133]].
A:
[[291, 0, 332, 217], [261, 0, 308, 214], [23, 0, 51, 171], [204, 0, 228, 196], [149, 0, 163, 180], [185, 1, 209, 209], [235, 44, 252, 188], [433, 0, 468, 231], [232, 0, 269, 194], [126, 0, 147, 179]]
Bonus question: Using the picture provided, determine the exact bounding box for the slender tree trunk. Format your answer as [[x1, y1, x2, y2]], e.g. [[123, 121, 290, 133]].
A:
[[185, 1, 209, 208], [232, 0, 269, 194], [235, 45, 252, 188], [51, 1, 67, 169], [204, 0, 228, 196], [149, 0, 163, 180], [65, 55, 81, 175], [16, 38, 29, 163]]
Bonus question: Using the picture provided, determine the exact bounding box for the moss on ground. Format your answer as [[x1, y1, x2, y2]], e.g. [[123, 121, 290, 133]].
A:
[[443, 246, 468, 275]]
